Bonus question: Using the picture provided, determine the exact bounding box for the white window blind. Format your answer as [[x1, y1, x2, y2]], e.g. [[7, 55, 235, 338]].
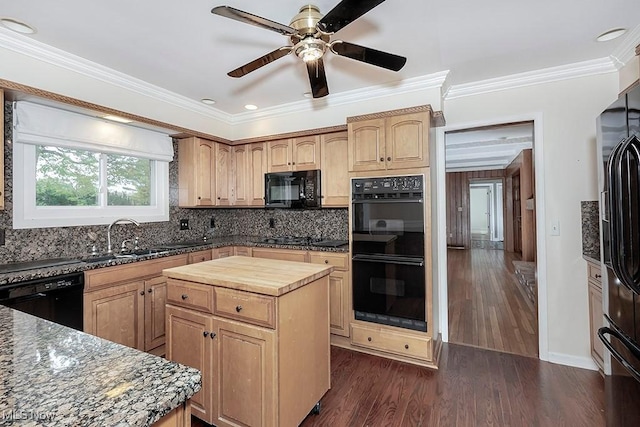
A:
[[13, 101, 173, 162]]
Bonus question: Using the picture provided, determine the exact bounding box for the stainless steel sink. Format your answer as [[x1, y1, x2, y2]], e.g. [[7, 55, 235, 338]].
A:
[[83, 248, 169, 263]]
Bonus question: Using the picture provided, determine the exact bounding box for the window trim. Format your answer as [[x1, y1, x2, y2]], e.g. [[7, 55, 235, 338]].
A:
[[13, 142, 170, 229]]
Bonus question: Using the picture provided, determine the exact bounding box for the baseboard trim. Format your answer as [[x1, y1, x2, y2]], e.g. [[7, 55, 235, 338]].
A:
[[547, 352, 599, 371]]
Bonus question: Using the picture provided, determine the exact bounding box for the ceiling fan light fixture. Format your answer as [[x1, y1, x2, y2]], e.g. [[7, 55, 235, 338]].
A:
[[295, 38, 326, 62]]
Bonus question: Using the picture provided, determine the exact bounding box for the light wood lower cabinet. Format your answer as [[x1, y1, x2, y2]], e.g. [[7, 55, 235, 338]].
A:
[[188, 249, 213, 264], [83, 255, 188, 353], [587, 260, 604, 371], [153, 401, 191, 427], [166, 275, 330, 427], [309, 252, 350, 337], [233, 246, 252, 257], [251, 247, 308, 262], [213, 246, 234, 259]]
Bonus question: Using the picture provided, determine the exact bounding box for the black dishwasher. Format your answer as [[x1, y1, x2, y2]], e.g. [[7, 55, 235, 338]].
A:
[[0, 266, 84, 331]]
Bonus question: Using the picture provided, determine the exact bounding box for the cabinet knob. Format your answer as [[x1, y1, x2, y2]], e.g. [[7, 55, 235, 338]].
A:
[[147, 289, 153, 293], [324, 260, 329, 264], [387, 157, 391, 161], [210, 332, 216, 339], [197, 196, 201, 200], [595, 274, 602, 279], [203, 331, 209, 337], [217, 197, 221, 200], [292, 161, 295, 165], [288, 162, 291, 165], [181, 294, 188, 300], [379, 157, 384, 162], [367, 337, 372, 342], [405, 344, 409, 350], [139, 290, 145, 296], [236, 305, 243, 312]]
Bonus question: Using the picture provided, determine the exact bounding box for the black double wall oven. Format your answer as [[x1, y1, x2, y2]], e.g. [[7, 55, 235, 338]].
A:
[[351, 175, 426, 332]]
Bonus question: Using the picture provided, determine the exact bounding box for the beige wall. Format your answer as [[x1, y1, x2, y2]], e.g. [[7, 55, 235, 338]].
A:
[[442, 72, 619, 366]]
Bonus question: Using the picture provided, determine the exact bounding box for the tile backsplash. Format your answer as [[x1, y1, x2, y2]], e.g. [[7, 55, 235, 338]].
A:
[[1, 101, 347, 262]]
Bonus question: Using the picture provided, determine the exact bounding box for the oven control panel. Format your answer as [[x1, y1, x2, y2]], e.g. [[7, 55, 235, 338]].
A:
[[352, 175, 423, 194]]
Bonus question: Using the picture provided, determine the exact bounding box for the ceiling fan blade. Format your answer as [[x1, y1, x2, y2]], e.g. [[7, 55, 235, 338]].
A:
[[228, 47, 292, 78], [317, 0, 386, 33], [306, 59, 329, 98], [331, 41, 406, 71], [211, 6, 297, 36]]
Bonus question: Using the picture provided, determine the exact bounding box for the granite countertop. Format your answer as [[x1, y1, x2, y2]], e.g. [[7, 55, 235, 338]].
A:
[[0, 305, 201, 426], [163, 255, 334, 296], [0, 236, 349, 286]]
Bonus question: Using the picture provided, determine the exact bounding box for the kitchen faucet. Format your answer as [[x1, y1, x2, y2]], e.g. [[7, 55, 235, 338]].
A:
[[107, 218, 140, 254]]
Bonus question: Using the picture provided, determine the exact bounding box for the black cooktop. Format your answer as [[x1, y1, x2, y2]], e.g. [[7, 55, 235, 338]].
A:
[[0, 258, 84, 274]]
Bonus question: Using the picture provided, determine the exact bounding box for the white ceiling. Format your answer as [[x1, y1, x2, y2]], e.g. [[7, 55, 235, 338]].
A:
[[1, 0, 639, 116]]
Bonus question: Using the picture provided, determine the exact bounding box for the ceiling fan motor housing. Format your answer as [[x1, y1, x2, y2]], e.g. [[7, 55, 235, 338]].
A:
[[289, 4, 323, 35]]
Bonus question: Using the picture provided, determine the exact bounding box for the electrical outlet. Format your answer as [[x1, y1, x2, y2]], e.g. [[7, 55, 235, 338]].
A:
[[210, 217, 215, 228], [179, 219, 189, 230], [269, 218, 275, 228]]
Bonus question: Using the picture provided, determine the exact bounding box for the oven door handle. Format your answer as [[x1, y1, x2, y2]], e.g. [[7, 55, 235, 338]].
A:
[[598, 326, 640, 382], [352, 254, 424, 267], [352, 198, 423, 204]]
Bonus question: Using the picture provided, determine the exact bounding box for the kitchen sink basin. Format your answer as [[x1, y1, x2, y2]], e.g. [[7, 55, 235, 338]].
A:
[[82, 249, 169, 263]]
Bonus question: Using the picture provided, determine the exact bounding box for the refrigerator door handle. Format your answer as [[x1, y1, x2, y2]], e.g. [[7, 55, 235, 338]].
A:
[[598, 326, 640, 382]]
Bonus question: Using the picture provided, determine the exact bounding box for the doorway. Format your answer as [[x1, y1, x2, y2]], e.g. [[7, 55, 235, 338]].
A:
[[445, 121, 539, 358]]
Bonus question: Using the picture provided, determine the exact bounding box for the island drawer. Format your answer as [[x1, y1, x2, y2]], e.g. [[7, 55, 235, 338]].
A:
[[214, 287, 276, 328], [309, 252, 348, 271], [167, 279, 214, 313], [351, 323, 432, 361]]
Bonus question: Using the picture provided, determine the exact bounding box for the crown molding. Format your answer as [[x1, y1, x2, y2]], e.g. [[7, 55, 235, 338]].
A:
[[0, 29, 233, 123], [444, 57, 618, 100], [611, 23, 640, 65], [229, 71, 449, 125]]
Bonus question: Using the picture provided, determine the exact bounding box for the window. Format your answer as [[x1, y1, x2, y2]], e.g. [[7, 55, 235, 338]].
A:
[[13, 101, 172, 229]]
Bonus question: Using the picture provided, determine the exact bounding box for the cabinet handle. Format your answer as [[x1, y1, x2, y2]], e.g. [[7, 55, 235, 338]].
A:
[[236, 305, 243, 312], [379, 157, 384, 162], [181, 294, 188, 300], [203, 331, 209, 337], [405, 344, 409, 350], [387, 157, 391, 161], [210, 332, 216, 339], [147, 289, 153, 293], [368, 337, 372, 342], [595, 274, 602, 279], [140, 290, 145, 296]]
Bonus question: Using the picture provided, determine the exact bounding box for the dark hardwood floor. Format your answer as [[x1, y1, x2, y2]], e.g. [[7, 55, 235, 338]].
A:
[[448, 248, 538, 357], [193, 345, 605, 427]]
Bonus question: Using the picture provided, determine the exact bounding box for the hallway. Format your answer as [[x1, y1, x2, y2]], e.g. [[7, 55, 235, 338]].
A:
[[448, 248, 538, 357]]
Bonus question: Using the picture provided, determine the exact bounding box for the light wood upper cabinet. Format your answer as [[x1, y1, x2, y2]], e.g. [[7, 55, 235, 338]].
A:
[[320, 131, 349, 207], [215, 143, 232, 206], [249, 142, 267, 206], [268, 136, 320, 172], [232, 144, 250, 206], [348, 110, 430, 172], [178, 137, 216, 207], [0, 89, 4, 210]]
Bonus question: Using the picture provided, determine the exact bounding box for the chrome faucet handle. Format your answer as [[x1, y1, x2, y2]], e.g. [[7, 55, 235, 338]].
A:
[[87, 243, 99, 256], [120, 239, 133, 253], [134, 236, 140, 250]]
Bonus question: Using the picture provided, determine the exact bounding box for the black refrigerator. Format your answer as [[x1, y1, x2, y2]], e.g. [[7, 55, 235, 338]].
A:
[[597, 84, 640, 426]]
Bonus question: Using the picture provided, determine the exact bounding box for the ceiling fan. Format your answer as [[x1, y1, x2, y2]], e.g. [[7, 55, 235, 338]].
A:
[[211, 0, 407, 99]]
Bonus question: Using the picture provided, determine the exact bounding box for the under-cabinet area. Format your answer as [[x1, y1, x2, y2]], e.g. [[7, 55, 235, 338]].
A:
[[163, 256, 333, 427]]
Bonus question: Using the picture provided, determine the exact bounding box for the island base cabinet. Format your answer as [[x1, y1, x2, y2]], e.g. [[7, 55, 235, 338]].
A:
[[153, 401, 192, 427], [214, 319, 276, 427], [166, 306, 214, 424]]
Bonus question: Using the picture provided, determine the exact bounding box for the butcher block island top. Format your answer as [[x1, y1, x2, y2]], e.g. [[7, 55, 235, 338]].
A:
[[162, 255, 334, 296]]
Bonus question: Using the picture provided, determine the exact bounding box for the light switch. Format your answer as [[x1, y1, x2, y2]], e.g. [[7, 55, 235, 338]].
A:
[[550, 220, 560, 236]]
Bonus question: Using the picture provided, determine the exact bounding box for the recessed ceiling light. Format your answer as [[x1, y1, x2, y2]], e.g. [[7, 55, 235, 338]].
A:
[[102, 114, 133, 124], [0, 18, 36, 34], [201, 98, 216, 105], [244, 104, 258, 110], [596, 28, 627, 42]]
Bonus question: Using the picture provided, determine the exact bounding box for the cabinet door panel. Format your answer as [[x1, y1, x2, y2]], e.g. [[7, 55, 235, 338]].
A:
[[84, 281, 144, 350], [292, 136, 320, 171], [249, 143, 267, 206], [216, 143, 232, 206], [328, 271, 349, 336], [386, 112, 429, 169], [348, 119, 385, 172], [233, 145, 249, 206], [214, 319, 276, 427], [320, 132, 349, 206], [178, 137, 215, 207], [144, 276, 167, 351], [196, 139, 216, 205], [588, 281, 604, 370], [267, 139, 291, 172], [166, 306, 214, 424]]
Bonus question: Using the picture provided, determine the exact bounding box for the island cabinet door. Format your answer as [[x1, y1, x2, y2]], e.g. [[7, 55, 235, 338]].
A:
[[166, 305, 214, 425], [144, 276, 167, 352], [213, 318, 276, 427]]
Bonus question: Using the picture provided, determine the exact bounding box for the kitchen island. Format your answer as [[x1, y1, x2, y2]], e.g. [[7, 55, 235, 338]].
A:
[[0, 305, 201, 426], [163, 255, 334, 427]]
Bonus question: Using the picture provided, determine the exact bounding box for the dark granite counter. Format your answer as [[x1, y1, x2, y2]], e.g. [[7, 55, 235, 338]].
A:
[[580, 201, 600, 263], [0, 305, 201, 426], [0, 236, 349, 286]]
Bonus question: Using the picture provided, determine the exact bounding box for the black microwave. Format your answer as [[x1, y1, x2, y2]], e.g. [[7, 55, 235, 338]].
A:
[[264, 170, 321, 208]]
